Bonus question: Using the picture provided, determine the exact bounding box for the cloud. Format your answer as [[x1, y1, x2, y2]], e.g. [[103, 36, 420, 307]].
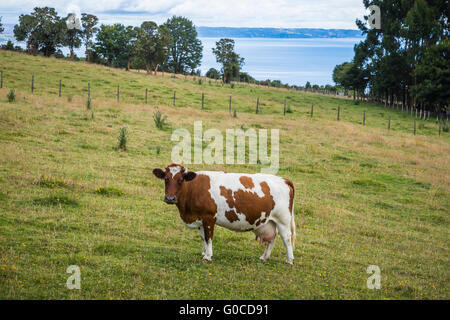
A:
[[0, 0, 365, 29]]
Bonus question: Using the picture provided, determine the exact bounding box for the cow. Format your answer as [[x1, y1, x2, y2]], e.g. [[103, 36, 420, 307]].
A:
[[152, 163, 296, 264]]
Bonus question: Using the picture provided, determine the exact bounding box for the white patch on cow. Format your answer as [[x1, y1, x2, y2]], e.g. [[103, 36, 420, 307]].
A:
[[168, 165, 182, 177], [194, 171, 292, 232], [184, 220, 202, 229]]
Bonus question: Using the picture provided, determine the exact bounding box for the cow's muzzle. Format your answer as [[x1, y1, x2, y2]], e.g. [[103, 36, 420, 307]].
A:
[[164, 195, 177, 204]]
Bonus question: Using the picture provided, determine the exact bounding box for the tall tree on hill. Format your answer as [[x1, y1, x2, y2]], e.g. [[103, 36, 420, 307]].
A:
[[14, 7, 65, 56], [134, 21, 171, 74], [62, 14, 82, 60], [0, 17, 4, 34], [212, 38, 244, 83], [80, 14, 99, 62], [95, 23, 137, 69], [163, 16, 203, 74]]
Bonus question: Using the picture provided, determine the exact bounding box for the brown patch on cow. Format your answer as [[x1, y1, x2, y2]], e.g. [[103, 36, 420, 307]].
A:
[[220, 181, 275, 225], [176, 174, 217, 229], [225, 210, 239, 223], [239, 176, 254, 189], [283, 178, 295, 215]]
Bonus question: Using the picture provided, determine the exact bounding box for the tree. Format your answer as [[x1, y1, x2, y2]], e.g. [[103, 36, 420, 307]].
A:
[[163, 16, 203, 74], [0, 17, 4, 34], [134, 21, 171, 74], [80, 14, 99, 62], [413, 39, 449, 112], [95, 24, 137, 69], [212, 38, 244, 83], [305, 81, 311, 90], [14, 7, 65, 56], [62, 14, 82, 60], [206, 68, 220, 79]]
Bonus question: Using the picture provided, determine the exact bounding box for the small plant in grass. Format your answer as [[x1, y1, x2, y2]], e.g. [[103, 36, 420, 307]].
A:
[[156, 146, 161, 154], [95, 186, 124, 196], [86, 98, 91, 110], [354, 100, 360, 105], [67, 94, 73, 102], [198, 79, 202, 85], [286, 105, 293, 113], [231, 83, 235, 89], [33, 195, 79, 207], [117, 127, 127, 151], [7, 89, 15, 102], [153, 109, 167, 129], [35, 175, 70, 188], [442, 121, 449, 132], [233, 109, 237, 118]]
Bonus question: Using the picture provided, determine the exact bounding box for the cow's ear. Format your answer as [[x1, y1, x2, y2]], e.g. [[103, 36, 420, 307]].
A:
[[183, 171, 197, 181], [153, 168, 165, 179]]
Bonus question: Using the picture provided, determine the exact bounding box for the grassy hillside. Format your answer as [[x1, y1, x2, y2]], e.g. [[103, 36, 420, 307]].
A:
[[0, 50, 448, 299]]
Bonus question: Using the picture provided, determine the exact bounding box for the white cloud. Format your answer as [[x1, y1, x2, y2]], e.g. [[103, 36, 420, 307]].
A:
[[0, 0, 365, 29]]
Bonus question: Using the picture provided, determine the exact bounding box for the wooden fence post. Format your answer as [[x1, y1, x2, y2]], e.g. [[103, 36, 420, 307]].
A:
[[117, 85, 120, 102], [414, 119, 416, 135], [283, 99, 286, 116], [311, 104, 314, 118], [363, 110, 366, 126], [202, 92, 204, 109], [31, 75, 34, 93], [337, 105, 340, 121], [88, 83, 90, 101], [388, 116, 391, 131], [145, 88, 148, 104], [59, 80, 61, 97], [1, 71, 3, 88], [256, 97, 259, 114], [173, 91, 176, 106], [229, 96, 232, 113], [438, 118, 441, 136]]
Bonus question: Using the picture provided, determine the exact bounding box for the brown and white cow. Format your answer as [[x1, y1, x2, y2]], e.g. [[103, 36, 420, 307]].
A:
[[153, 163, 296, 264]]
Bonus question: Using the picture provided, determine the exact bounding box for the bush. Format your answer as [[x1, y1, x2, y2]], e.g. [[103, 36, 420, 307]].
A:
[[231, 83, 235, 89], [286, 105, 293, 113], [67, 94, 73, 102], [7, 89, 15, 102], [95, 186, 124, 197], [198, 79, 202, 85], [233, 109, 237, 118], [117, 127, 127, 151], [153, 110, 167, 129]]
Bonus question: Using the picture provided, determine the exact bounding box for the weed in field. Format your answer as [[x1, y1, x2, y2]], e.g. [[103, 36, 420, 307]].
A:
[[153, 109, 167, 130], [67, 94, 73, 102], [32, 195, 79, 207], [7, 89, 15, 102], [35, 175, 70, 188], [117, 127, 127, 151], [95, 186, 124, 196]]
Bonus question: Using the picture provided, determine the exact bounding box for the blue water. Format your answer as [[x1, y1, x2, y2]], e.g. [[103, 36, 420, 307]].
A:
[[199, 37, 362, 86]]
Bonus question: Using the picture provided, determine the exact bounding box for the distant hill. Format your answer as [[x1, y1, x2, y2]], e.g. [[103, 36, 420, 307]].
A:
[[196, 27, 363, 38]]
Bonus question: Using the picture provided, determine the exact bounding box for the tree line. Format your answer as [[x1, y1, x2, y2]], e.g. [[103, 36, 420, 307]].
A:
[[333, 0, 449, 113]]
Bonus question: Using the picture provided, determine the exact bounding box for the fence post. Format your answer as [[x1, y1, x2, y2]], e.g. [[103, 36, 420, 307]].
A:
[[363, 110, 366, 126], [311, 104, 314, 118], [88, 83, 90, 101], [145, 88, 148, 104], [59, 80, 61, 97], [229, 96, 232, 113], [283, 99, 286, 116], [117, 85, 120, 102], [256, 97, 259, 114], [414, 119, 416, 135], [388, 116, 391, 131], [438, 118, 441, 136], [337, 105, 340, 121], [1, 71, 3, 88], [173, 91, 176, 106], [202, 92, 204, 109], [31, 75, 34, 93]]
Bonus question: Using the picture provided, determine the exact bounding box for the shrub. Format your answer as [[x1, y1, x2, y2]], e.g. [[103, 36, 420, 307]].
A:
[[7, 89, 15, 102], [117, 127, 127, 151], [67, 94, 73, 102], [233, 109, 237, 118], [156, 146, 161, 155], [198, 79, 202, 85], [153, 110, 167, 129], [286, 105, 293, 113], [35, 175, 70, 188], [231, 83, 235, 89]]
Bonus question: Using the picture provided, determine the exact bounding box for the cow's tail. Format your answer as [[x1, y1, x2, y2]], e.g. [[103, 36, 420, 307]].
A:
[[291, 203, 296, 250]]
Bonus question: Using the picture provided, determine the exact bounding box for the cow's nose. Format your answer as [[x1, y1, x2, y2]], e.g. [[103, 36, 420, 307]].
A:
[[164, 195, 177, 204]]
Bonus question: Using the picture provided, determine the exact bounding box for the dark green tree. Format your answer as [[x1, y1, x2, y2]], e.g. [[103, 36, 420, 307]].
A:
[[0, 17, 4, 34], [206, 68, 220, 79], [14, 7, 65, 56], [80, 14, 99, 62], [212, 38, 244, 83], [163, 16, 203, 74]]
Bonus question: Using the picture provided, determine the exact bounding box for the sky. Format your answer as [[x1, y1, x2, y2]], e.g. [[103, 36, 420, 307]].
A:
[[0, 0, 366, 29]]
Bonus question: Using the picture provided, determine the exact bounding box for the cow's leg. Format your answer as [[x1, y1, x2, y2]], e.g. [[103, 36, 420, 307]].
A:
[[199, 226, 207, 258], [277, 221, 294, 265], [202, 218, 215, 262], [260, 238, 276, 261]]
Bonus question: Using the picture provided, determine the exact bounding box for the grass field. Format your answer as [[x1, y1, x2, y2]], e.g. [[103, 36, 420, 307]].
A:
[[0, 50, 448, 299]]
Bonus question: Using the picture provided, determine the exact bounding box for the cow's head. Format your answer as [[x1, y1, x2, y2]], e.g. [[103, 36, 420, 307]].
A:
[[152, 163, 197, 204]]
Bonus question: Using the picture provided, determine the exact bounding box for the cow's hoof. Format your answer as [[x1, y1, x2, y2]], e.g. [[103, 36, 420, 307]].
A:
[[259, 255, 269, 262], [285, 259, 294, 265], [202, 256, 212, 262]]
